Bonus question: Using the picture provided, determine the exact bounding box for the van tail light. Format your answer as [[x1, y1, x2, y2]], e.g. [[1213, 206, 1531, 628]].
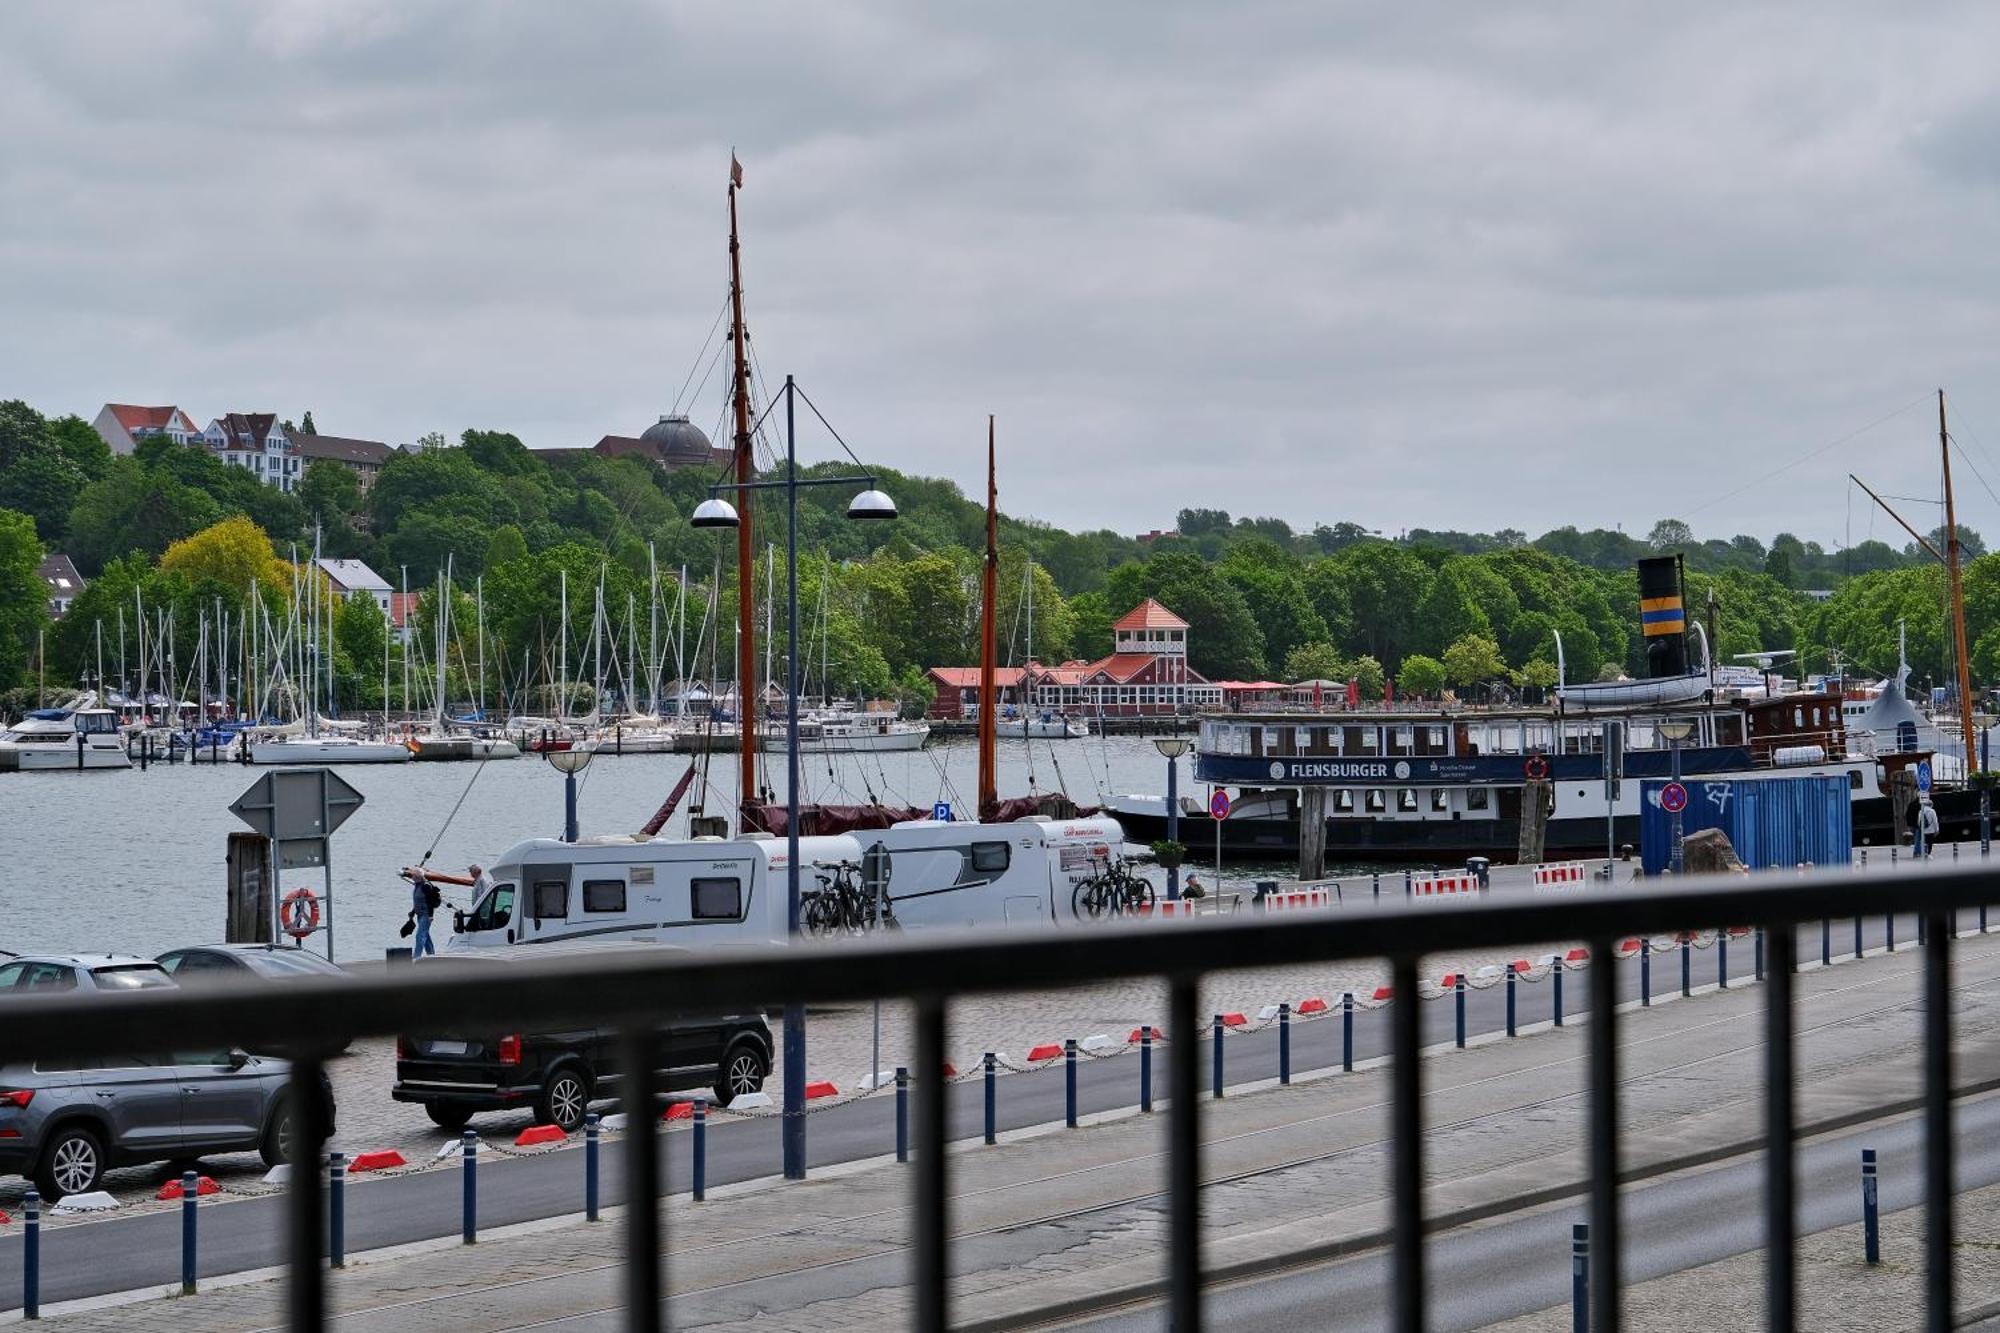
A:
[[395, 1036, 411, 1060], [0, 1089, 32, 1108], [497, 1034, 522, 1067]]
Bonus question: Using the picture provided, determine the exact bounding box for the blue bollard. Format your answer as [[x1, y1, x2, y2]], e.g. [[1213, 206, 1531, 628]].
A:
[[1342, 992, 1354, 1071], [1572, 1222, 1590, 1333], [330, 1151, 347, 1266], [1211, 1014, 1224, 1099], [1372, 871, 1381, 900], [1756, 927, 1765, 981], [1862, 1148, 1880, 1264], [1279, 1004, 1292, 1085], [1140, 1026, 1153, 1113], [693, 1100, 707, 1202], [181, 1170, 198, 1295], [1823, 918, 1832, 968], [1454, 976, 1466, 1049], [23, 1187, 39, 1320], [1681, 935, 1692, 997], [1887, 912, 1895, 953], [1065, 1039, 1078, 1127], [1641, 946, 1651, 1007], [1918, 911, 1927, 946], [1506, 967, 1517, 1038], [1855, 916, 1864, 961], [461, 1130, 477, 1244], [1403, 868, 1413, 897], [584, 1114, 600, 1221], [1553, 960, 1564, 1027], [983, 1052, 997, 1145], [895, 1067, 909, 1163], [1718, 929, 1728, 989]]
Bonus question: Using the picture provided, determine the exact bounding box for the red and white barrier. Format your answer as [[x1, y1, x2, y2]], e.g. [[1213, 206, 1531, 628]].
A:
[[1262, 887, 1334, 913], [1532, 861, 1588, 892], [1131, 901, 1205, 920], [1410, 873, 1481, 902]]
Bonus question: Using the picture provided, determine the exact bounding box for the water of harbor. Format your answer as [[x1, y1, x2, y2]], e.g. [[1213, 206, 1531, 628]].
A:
[[0, 735, 1291, 962]]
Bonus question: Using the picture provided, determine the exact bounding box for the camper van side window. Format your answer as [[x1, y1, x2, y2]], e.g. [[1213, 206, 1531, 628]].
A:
[[691, 877, 743, 921], [531, 880, 568, 920], [971, 842, 1011, 874], [582, 880, 626, 914]]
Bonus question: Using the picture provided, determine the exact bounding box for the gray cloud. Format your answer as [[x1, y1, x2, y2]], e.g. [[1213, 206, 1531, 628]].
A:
[[5, 1, 2000, 546]]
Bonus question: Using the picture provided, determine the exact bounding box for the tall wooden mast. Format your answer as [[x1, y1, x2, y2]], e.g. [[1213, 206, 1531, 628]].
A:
[[728, 158, 758, 815], [977, 416, 999, 818], [1941, 388, 1978, 773]]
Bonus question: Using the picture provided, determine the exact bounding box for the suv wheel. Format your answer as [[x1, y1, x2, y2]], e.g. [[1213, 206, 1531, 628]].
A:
[[426, 1102, 474, 1132], [260, 1098, 296, 1169], [36, 1125, 104, 1200], [713, 1041, 767, 1108], [535, 1065, 590, 1132]]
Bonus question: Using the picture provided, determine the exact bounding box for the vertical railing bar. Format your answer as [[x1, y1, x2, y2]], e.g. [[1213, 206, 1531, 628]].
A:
[[285, 1054, 326, 1333], [1390, 954, 1423, 1333], [620, 1026, 663, 1333], [913, 995, 949, 1333], [1925, 912, 1954, 1333], [1168, 976, 1202, 1333], [1765, 925, 1796, 1331], [1588, 936, 1620, 1333]]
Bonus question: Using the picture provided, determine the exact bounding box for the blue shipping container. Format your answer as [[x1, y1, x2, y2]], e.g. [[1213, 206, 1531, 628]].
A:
[[1639, 774, 1852, 875]]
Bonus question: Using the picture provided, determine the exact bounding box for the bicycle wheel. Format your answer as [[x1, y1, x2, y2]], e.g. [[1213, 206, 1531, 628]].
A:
[[1072, 877, 1104, 919], [1124, 877, 1157, 912]]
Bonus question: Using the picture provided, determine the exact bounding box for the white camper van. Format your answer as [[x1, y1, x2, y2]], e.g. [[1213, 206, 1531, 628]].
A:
[[443, 833, 865, 952], [439, 815, 1133, 953]]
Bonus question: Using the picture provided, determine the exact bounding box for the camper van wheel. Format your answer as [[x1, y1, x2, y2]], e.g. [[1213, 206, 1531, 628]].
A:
[[426, 1103, 474, 1132], [714, 1041, 768, 1107], [535, 1065, 591, 1132]]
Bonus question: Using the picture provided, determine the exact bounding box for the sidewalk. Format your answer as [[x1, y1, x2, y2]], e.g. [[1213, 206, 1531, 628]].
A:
[[33, 927, 2000, 1332]]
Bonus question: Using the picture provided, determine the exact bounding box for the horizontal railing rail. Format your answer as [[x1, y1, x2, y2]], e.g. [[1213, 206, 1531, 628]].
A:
[[2, 859, 1984, 1333]]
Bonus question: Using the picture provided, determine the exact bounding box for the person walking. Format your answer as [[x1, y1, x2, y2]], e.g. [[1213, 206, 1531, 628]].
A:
[[409, 872, 441, 959]]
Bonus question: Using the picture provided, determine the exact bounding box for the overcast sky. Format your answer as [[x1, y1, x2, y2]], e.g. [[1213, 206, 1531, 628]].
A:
[[6, 2, 2000, 548]]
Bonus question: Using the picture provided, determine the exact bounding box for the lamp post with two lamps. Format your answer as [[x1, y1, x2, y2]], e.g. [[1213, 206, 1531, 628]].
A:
[[692, 373, 895, 1181], [543, 745, 593, 843], [1153, 735, 1191, 899], [1658, 716, 1694, 873]]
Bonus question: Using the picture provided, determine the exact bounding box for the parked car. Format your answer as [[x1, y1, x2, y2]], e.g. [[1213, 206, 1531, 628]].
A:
[[0, 954, 175, 993], [391, 945, 773, 1132], [156, 943, 351, 984], [0, 1049, 333, 1199]]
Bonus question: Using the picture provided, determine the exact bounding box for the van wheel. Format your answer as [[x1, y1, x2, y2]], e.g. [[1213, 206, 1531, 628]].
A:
[[714, 1042, 767, 1108], [535, 1066, 591, 1132], [426, 1103, 474, 1132], [36, 1125, 104, 1200]]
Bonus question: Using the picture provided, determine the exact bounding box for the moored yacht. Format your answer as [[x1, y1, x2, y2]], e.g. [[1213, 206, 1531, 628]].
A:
[[0, 702, 131, 771]]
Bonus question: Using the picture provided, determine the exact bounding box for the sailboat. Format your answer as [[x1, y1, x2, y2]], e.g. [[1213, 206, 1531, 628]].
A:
[[993, 559, 1087, 740], [408, 568, 521, 761], [250, 535, 410, 765]]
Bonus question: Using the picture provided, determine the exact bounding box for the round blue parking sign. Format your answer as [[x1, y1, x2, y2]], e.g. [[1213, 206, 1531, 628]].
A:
[[1916, 760, 1933, 793]]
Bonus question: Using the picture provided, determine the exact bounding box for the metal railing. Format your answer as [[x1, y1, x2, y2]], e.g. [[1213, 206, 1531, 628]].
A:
[[2, 860, 1985, 1332]]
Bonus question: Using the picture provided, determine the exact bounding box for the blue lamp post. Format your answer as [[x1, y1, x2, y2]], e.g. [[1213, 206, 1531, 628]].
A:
[[544, 746, 592, 842], [1154, 736, 1190, 899], [1660, 717, 1693, 874], [692, 374, 895, 1181]]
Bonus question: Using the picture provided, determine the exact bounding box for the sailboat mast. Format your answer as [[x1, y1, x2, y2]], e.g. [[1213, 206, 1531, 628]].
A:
[[728, 159, 759, 815], [648, 544, 660, 715], [977, 415, 999, 818], [1941, 388, 1978, 772]]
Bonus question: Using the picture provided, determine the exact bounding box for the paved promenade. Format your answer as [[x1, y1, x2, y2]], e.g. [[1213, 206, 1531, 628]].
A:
[[26, 917, 2000, 1331]]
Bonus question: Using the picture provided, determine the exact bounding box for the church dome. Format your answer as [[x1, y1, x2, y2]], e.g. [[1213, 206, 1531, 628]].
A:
[[639, 414, 715, 464]]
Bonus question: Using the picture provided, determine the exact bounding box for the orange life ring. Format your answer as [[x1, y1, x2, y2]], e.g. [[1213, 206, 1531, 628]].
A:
[[280, 887, 321, 940], [1524, 754, 1550, 781]]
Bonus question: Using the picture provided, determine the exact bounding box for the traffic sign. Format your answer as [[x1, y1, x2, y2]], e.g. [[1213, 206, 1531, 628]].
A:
[[230, 768, 366, 865], [279, 888, 321, 939], [1659, 781, 1689, 814], [1916, 760, 1933, 793], [1209, 789, 1232, 821], [932, 801, 953, 822]]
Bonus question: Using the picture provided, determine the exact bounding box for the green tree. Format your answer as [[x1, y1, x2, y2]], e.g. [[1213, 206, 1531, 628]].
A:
[[1281, 640, 1345, 682], [0, 444, 85, 542], [1349, 654, 1385, 701], [485, 524, 529, 572], [1518, 657, 1560, 693], [66, 458, 222, 572], [1306, 541, 1432, 669], [1396, 653, 1447, 698], [298, 459, 362, 526], [333, 591, 390, 709], [45, 415, 110, 480], [1442, 632, 1507, 686], [301, 410, 317, 435], [1105, 551, 1266, 679], [0, 508, 47, 690], [1220, 540, 1325, 667], [1068, 590, 1113, 661]]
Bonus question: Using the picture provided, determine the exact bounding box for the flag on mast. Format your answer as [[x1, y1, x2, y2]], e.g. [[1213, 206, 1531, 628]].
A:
[[730, 153, 744, 189]]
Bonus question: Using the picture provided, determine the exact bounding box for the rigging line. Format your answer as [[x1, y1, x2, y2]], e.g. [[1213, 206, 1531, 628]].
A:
[[1681, 391, 1933, 519], [670, 294, 733, 417], [683, 334, 731, 427], [419, 751, 493, 867], [791, 384, 875, 472], [1949, 438, 2000, 515]]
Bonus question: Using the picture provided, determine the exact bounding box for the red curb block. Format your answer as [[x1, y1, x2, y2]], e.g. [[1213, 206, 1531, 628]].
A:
[[0, 1209, 9, 1224], [348, 1150, 407, 1174], [1371, 985, 1394, 1002], [941, 1063, 958, 1079], [1218, 1012, 1248, 1028], [804, 1081, 839, 1100], [1127, 1027, 1163, 1044], [1511, 959, 1533, 973], [1439, 973, 1462, 989], [155, 1176, 220, 1201], [1026, 1043, 1065, 1062], [515, 1124, 567, 1147], [1297, 997, 1328, 1015], [1565, 947, 1590, 963], [662, 1102, 696, 1121]]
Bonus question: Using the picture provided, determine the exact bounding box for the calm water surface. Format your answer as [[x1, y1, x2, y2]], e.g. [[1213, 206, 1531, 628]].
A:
[[0, 735, 1252, 961]]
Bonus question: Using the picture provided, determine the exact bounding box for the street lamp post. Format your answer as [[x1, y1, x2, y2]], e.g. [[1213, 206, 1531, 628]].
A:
[[1153, 736, 1191, 900], [1659, 718, 1694, 874], [692, 373, 895, 1182], [544, 747, 593, 843]]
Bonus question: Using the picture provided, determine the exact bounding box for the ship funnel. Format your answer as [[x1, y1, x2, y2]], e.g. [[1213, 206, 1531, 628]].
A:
[[1637, 554, 1690, 679]]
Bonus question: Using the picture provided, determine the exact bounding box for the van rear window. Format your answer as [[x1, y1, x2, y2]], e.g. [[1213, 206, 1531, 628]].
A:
[[691, 877, 742, 921], [582, 880, 626, 914]]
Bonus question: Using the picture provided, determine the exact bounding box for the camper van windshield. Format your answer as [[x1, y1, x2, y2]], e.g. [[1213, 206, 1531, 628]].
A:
[[468, 885, 515, 931]]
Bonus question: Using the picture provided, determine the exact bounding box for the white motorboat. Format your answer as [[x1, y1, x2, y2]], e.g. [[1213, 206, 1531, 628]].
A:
[[759, 713, 930, 753], [0, 704, 132, 771], [408, 731, 522, 762], [996, 712, 1089, 740], [249, 734, 413, 765]]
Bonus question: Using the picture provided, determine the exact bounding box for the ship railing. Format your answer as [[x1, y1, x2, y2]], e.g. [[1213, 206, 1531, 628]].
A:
[[0, 861, 1980, 1332]]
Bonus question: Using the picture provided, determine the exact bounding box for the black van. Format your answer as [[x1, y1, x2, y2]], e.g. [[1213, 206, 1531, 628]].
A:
[[390, 946, 772, 1132]]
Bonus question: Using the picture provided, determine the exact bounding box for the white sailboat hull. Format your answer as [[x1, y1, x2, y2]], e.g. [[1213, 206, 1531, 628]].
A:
[[250, 737, 413, 765], [758, 722, 931, 753], [0, 738, 131, 771]]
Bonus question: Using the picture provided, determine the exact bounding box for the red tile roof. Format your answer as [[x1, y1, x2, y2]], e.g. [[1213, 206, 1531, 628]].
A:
[[389, 592, 421, 627], [109, 404, 197, 434], [926, 667, 1028, 689], [1084, 653, 1165, 683], [1113, 598, 1188, 632]]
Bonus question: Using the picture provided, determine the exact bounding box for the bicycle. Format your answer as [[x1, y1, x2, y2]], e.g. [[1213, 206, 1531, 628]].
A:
[[802, 861, 899, 937], [1071, 858, 1158, 919]]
